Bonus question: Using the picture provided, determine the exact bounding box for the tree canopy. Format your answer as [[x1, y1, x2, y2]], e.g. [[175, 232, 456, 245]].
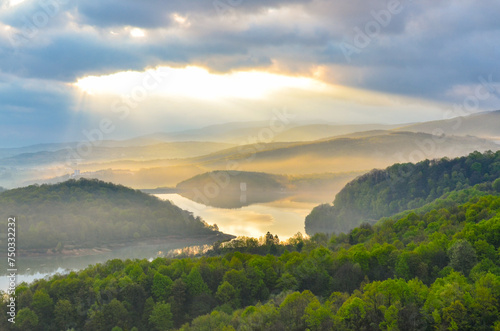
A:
[[0, 178, 225, 251], [306, 150, 500, 235], [1, 190, 499, 330]]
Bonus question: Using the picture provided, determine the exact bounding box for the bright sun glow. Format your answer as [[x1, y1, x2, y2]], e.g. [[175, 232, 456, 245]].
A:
[[130, 28, 145, 38], [74, 66, 332, 100], [172, 13, 190, 27], [9, 0, 26, 7]]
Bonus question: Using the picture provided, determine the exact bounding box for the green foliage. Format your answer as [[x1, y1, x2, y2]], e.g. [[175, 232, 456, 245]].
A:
[[448, 239, 478, 276], [186, 267, 210, 297], [216, 281, 238, 307], [306, 150, 500, 235], [152, 272, 173, 302], [1, 173, 500, 330], [54, 299, 76, 330], [0, 178, 221, 250], [15, 308, 38, 330], [279, 290, 316, 330], [494, 178, 500, 192], [149, 302, 174, 331]]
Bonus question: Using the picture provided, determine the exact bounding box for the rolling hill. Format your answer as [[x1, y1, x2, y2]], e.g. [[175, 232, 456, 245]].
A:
[[185, 131, 499, 175], [176, 170, 364, 208], [397, 109, 500, 140], [5, 171, 500, 330], [3, 111, 499, 190], [25, 131, 498, 190], [273, 123, 403, 142], [0, 178, 232, 252], [305, 150, 500, 235], [0, 141, 235, 167]]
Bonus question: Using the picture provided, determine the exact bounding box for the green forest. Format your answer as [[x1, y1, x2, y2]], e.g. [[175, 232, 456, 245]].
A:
[[1, 152, 500, 330], [306, 150, 500, 235], [0, 179, 224, 252], [1, 183, 500, 330]]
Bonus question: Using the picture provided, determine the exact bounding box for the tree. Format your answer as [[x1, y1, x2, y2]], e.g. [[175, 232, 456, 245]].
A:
[[442, 300, 468, 330], [493, 178, 500, 192], [54, 299, 76, 330], [102, 299, 130, 330], [149, 302, 174, 331], [279, 291, 316, 331], [32, 289, 53, 327], [16, 308, 38, 330], [338, 297, 368, 330], [170, 278, 188, 326], [152, 272, 173, 302], [304, 298, 334, 330], [448, 240, 478, 275], [186, 268, 210, 297], [216, 281, 238, 307]]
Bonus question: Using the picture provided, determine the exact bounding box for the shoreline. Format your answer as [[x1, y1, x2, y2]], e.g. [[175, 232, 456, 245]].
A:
[[9, 232, 235, 258]]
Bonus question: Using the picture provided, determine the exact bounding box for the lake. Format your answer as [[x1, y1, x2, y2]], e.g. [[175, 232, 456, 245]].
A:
[[0, 236, 225, 292], [155, 193, 321, 240], [0, 191, 330, 291]]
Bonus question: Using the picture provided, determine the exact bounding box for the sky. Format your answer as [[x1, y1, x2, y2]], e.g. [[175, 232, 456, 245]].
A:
[[0, 0, 499, 147]]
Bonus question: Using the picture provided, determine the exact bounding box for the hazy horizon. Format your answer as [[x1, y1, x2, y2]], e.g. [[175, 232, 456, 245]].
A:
[[1, 0, 499, 147]]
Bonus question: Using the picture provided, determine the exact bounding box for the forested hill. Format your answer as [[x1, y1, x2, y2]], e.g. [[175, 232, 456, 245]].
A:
[[306, 150, 500, 235], [3, 192, 500, 330], [0, 179, 228, 251]]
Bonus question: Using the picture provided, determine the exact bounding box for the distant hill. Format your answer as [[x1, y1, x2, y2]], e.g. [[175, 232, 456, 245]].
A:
[[187, 131, 499, 175], [176, 171, 362, 208], [31, 131, 497, 190], [5, 112, 499, 190], [0, 141, 235, 167], [139, 122, 409, 143], [176, 171, 288, 208], [305, 150, 500, 235], [0, 179, 231, 252], [177, 170, 288, 192], [273, 123, 403, 142], [137, 121, 272, 143], [397, 110, 500, 140]]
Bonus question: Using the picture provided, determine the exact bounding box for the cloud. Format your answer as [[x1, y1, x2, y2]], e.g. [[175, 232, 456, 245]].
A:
[[0, 0, 499, 147], [0, 73, 84, 146]]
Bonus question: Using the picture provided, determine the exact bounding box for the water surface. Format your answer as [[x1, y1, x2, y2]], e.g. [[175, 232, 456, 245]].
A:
[[156, 193, 320, 240], [0, 191, 328, 290]]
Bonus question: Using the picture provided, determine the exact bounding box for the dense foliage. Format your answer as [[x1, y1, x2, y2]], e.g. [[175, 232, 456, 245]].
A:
[[0, 179, 222, 251], [2, 190, 500, 330], [306, 150, 500, 235]]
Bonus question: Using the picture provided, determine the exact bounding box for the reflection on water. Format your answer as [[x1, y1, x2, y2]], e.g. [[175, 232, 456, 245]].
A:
[[155, 193, 322, 240], [178, 189, 293, 209], [0, 237, 222, 291], [1, 191, 332, 290]]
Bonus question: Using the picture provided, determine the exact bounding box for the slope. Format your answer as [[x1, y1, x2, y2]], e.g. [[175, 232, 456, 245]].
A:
[[396, 109, 500, 140], [0, 178, 231, 252], [305, 150, 500, 235]]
